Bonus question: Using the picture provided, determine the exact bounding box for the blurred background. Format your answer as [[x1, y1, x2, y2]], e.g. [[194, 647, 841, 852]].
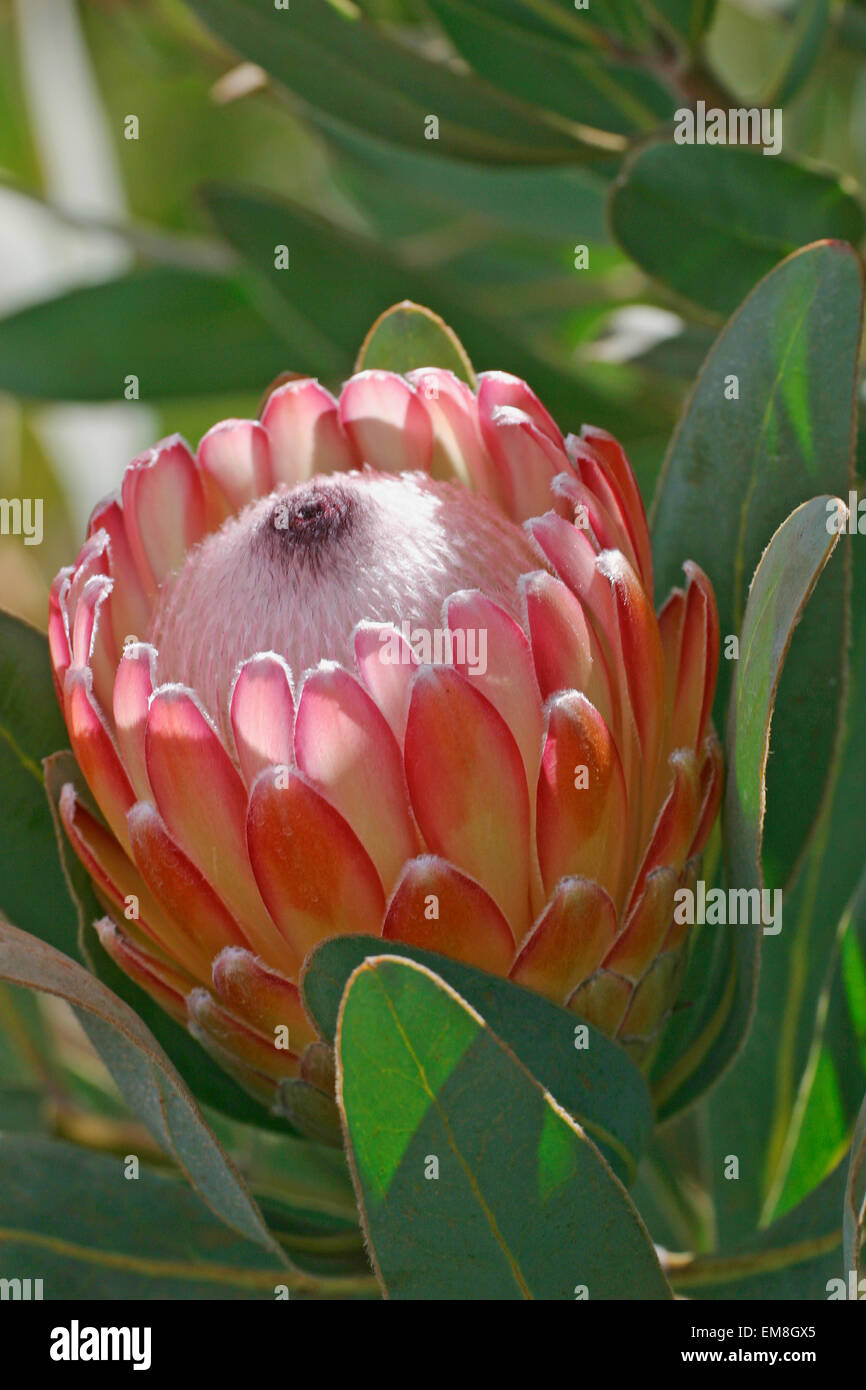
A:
[[1, 0, 864, 631]]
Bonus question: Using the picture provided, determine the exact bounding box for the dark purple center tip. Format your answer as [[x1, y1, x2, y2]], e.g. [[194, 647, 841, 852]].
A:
[[259, 481, 358, 562]]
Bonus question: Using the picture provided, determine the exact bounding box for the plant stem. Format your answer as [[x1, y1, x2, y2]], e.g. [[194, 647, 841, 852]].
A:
[[660, 1230, 841, 1290]]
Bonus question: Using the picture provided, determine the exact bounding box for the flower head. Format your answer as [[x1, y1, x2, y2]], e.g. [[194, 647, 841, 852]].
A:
[[50, 362, 721, 1100]]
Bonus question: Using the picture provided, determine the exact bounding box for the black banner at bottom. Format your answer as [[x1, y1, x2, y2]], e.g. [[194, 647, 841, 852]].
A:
[[3, 1296, 862, 1375]]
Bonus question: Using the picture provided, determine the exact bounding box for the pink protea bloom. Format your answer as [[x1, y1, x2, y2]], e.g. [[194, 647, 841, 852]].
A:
[[49, 363, 722, 1100]]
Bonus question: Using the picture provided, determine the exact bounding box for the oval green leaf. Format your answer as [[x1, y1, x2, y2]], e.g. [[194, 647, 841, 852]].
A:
[[609, 145, 865, 317], [336, 955, 671, 1300], [0, 269, 299, 401], [355, 301, 475, 384], [304, 934, 652, 1186]]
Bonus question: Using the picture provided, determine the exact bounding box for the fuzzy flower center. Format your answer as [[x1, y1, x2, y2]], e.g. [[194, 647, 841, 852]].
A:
[[150, 469, 541, 729]]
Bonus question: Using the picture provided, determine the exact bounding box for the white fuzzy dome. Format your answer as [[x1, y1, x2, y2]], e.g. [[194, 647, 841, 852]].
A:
[[150, 468, 540, 728]]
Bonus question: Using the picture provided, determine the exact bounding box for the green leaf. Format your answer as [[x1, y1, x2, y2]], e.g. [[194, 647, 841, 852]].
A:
[[704, 530, 866, 1244], [0, 916, 281, 1252], [844, 1090, 866, 1282], [754, 415, 866, 1215], [652, 242, 862, 892], [0, 1135, 293, 1300], [762, 523, 866, 1215], [756, 876, 866, 1225], [609, 144, 865, 317], [0, 611, 80, 953], [653, 497, 844, 1121], [459, 0, 657, 50], [186, 0, 591, 165], [0, 1134, 373, 1298], [428, 0, 677, 136], [725, 496, 843, 920], [0, 268, 298, 402], [765, 0, 833, 106], [354, 300, 475, 384], [303, 934, 652, 1186], [328, 125, 611, 240], [703, 499, 845, 1243], [336, 955, 671, 1299]]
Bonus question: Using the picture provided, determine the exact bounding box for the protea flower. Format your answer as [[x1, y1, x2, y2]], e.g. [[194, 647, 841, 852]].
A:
[[49, 351, 721, 1105]]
